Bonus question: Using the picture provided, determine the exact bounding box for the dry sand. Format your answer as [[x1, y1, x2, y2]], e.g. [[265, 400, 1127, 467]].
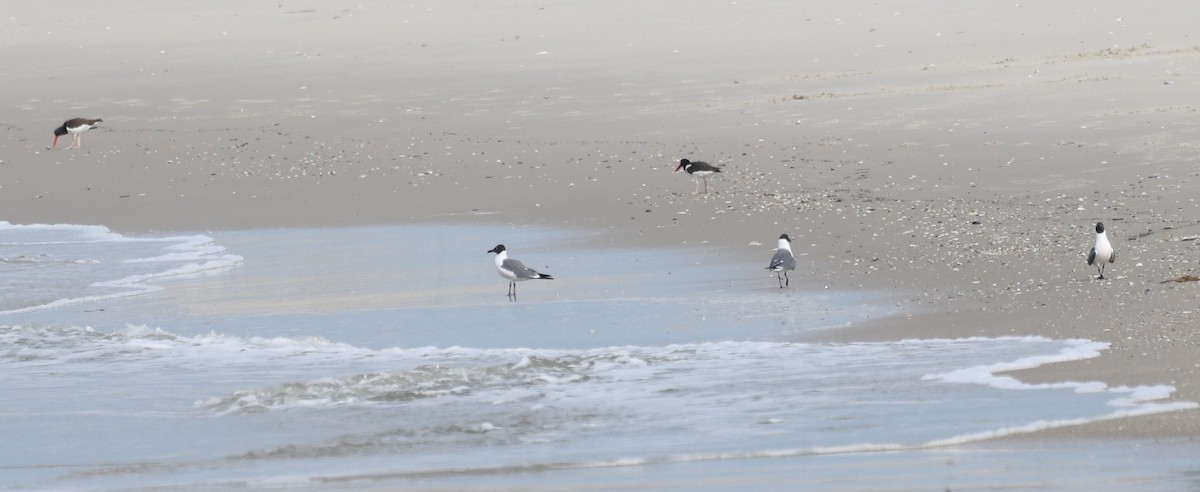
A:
[[4, 0, 1200, 441]]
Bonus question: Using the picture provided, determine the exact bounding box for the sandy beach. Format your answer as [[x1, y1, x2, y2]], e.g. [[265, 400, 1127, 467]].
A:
[[5, 0, 1200, 467]]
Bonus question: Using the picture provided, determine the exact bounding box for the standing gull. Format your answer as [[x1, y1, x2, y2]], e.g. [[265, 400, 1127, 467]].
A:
[[766, 234, 797, 288], [674, 159, 722, 194], [1087, 221, 1116, 279], [52, 118, 103, 149], [487, 244, 553, 298]]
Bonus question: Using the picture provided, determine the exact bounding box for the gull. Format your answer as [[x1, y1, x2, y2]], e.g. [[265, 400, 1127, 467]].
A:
[[487, 244, 553, 298], [766, 234, 797, 288], [1087, 221, 1116, 279], [674, 159, 722, 194], [53, 118, 103, 149]]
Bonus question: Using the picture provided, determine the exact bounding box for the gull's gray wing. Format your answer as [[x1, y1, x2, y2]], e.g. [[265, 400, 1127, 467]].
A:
[[767, 249, 795, 271], [503, 258, 550, 279]]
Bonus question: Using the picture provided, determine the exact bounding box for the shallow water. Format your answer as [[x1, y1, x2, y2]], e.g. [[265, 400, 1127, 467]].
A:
[[1, 222, 1197, 490]]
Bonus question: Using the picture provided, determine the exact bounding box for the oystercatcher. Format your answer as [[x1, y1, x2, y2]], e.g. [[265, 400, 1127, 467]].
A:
[[487, 244, 554, 298], [52, 118, 103, 149], [766, 234, 797, 288], [674, 158, 722, 194], [1087, 221, 1116, 279]]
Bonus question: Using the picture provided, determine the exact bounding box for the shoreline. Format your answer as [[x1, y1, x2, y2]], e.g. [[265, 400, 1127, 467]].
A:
[[4, 0, 1200, 444]]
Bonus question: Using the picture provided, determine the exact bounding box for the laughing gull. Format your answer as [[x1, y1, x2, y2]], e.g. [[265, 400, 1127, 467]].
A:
[[766, 234, 797, 288], [487, 244, 553, 297], [1087, 221, 1116, 279], [674, 159, 722, 194], [53, 118, 103, 149]]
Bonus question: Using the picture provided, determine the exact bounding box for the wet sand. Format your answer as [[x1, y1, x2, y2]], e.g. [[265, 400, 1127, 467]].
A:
[[4, 0, 1200, 444]]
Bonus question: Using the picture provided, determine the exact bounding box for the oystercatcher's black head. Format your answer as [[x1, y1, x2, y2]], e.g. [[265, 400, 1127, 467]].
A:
[[52, 124, 68, 147], [1095, 222, 1105, 234], [675, 159, 691, 172], [487, 244, 506, 254]]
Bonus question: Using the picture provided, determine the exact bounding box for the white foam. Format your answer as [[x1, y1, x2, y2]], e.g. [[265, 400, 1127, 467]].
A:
[[920, 336, 1198, 444], [0, 221, 128, 245], [923, 398, 1200, 447], [0, 223, 243, 315], [7, 320, 1199, 489], [922, 337, 1108, 384]]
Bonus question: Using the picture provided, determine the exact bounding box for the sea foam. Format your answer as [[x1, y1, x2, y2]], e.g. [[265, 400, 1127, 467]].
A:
[[0, 222, 242, 315]]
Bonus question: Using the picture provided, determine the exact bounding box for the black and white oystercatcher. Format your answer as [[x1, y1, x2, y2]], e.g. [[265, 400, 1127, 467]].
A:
[[674, 158, 722, 194], [487, 244, 553, 298], [52, 118, 103, 149], [766, 234, 797, 288], [1087, 221, 1116, 279]]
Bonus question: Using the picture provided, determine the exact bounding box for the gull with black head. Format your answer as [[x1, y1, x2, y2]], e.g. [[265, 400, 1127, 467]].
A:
[[487, 244, 553, 299], [766, 234, 797, 288], [1087, 221, 1116, 279]]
